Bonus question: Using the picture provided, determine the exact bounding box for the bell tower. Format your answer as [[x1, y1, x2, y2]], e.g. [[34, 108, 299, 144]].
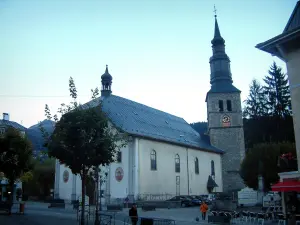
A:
[[206, 11, 245, 193], [101, 65, 113, 97]]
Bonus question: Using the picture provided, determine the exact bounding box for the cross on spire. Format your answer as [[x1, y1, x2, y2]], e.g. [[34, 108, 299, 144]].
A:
[[213, 5, 217, 18]]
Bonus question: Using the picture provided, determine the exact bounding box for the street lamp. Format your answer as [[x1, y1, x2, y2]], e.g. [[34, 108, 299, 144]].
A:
[[99, 172, 108, 211], [94, 169, 108, 225], [94, 167, 100, 225]]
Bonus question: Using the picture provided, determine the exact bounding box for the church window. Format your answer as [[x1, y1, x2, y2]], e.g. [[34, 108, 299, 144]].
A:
[[227, 100, 232, 111], [150, 150, 157, 171], [175, 154, 180, 173], [211, 160, 215, 176], [218, 100, 224, 112], [0, 127, 5, 135], [117, 151, 122, 163], [195, 157, 199, 174]]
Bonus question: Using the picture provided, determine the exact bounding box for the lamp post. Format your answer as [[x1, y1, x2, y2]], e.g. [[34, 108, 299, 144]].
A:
[[99, 172, 108, 211], [94, 170, 108, 225], [94, 167, 100, 225]]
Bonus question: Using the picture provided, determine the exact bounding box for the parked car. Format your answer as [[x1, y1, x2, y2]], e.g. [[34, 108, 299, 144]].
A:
[[189, 195, 202, 205], [199, 195, 212, 204], [179, 196, 195, 206], [166, 196, 193, 207]]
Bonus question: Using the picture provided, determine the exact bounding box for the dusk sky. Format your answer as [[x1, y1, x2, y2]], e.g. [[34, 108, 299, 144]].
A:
[[0, 0, 297, 128]]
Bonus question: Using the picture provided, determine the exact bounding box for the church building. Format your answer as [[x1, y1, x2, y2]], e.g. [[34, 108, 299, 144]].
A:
[[54, 15, 245, 203]]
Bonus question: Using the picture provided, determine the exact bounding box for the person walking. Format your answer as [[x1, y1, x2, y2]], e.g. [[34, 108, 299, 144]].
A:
[[200, 201, 208, 220], [129, 203, 138, 225]]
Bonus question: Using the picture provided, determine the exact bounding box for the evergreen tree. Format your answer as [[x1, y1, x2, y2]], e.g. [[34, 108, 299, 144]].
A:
[[243, 79, 267, 118], [263, 62, 291, 117]]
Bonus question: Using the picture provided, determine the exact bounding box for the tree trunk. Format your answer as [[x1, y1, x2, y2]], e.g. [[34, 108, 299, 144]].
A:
[[81, 170, 86, 225]]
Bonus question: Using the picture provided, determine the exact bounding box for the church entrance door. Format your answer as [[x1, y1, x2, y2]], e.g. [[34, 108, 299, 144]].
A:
[[176, 176, 180, 196]]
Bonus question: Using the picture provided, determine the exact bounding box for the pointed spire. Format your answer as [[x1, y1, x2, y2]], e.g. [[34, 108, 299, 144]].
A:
[[105, 64, 109, 74], [214, 17, 222, 39], [211, 5, 225, 46]]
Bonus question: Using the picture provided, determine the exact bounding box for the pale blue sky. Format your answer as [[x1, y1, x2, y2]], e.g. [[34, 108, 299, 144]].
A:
[[0, 0, 297, 128]]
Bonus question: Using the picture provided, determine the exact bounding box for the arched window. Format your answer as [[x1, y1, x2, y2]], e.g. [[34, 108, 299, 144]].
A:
[[219, 100, 224, 112], [211, 160, 215, 177], [150, 150, 157, 171], [116, 151, 122, 163], [227, 100, 232, 111], [195, 157, 199, 174], [175, 154, 180, 173]]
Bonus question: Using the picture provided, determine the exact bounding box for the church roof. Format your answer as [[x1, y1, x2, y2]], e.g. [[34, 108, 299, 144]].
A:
[[86, 95, 224, 154], [207, 81, 241, 94], [256, 1, 300, 58], [283, 1, 300, 33], [0, 120, 26, 131]]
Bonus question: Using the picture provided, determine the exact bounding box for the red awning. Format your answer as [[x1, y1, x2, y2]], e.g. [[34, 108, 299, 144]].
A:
[[272, 180, 300, 192]]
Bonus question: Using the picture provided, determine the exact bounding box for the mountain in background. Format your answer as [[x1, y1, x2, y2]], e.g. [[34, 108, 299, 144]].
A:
[[26, 120, 55, 155]]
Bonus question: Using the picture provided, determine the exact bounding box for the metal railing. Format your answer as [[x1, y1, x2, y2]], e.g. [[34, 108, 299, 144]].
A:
[[136, 194, 174, 201], [124, 216, 175, 225], [77, 209, 113, 225]]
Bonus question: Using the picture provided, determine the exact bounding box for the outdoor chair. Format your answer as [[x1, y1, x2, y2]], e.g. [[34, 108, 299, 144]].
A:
[[241, 211, 250, 222], [257, 213, 266, 225], [277, 214, 285, 225], [249, 212, 257, 223], [230, 211, 241, 224], [210, 211, 218, 216]]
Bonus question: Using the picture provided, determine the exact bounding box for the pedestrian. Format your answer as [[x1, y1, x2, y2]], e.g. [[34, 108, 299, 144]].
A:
[[200, 201, 208, 220], [129, 203, 138, 225]]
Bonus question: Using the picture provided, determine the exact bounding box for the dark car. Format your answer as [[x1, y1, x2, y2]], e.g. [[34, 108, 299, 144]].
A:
[[166, 196, 193, 207], [189, 195, 202, 205]]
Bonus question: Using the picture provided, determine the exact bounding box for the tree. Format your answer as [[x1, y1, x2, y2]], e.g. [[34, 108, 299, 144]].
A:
[[22, 158, 55, 199], [240, 142, 297, 191], [263, 62, 291, 117], [41, 77, 127, 225], [243, 79, 267, 118], [0, 127, 33, 213]]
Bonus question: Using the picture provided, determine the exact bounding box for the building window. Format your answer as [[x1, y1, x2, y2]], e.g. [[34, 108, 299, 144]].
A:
[[227, 100, 232, 111], [211, 160, 215, 177], [116, 151, 122, 163], [0, 127, 5, 135], [195, 157, 199, 174], [150, 150, 157, 171], [218, 100, 224, 112], [175, 154, 180, 173]]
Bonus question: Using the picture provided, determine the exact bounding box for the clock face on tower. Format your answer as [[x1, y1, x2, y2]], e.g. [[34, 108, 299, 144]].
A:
[[222, 115, 230, 123], [222, 115, 231, 127]]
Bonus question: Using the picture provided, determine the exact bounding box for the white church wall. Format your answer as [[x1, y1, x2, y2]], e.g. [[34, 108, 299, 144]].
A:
[[58, 164, 74, 201], [108, 143, 130, 199], [188, 149, 223, 195], [138, 139, 189, 196], [138, 138, 223, 197]]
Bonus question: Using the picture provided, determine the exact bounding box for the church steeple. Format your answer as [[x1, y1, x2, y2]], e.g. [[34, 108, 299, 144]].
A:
[[211, 16, 225, 46], [208, 11, 240, 94], [101, 65, 113, 97]]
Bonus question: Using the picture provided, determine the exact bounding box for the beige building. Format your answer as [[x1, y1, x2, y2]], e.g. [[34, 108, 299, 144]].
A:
[[256, 1, 300, 174], [256, 0, 300, 216]]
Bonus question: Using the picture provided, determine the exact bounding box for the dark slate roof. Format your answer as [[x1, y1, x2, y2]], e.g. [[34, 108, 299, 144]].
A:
[[207, 81, 241, 94], [256, 1, 300, 56], [85, 95, 223, 154], [283, 1, 300, 33], [0, 120, 26, 131]]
